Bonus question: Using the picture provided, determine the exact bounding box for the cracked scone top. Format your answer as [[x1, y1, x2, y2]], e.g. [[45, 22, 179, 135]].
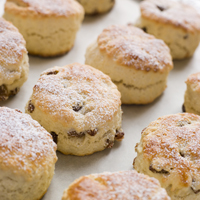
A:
[[62, 170, 170, 200], [4, 0, 84, 57], [0, 17, 29, 101], [184, 72, 200, 115], [25, 63, 124, 156], [0, 107, 57, 200], [134, 113, 200, 200], [85, 25, 173, 104], [136, 0, 200, 59]]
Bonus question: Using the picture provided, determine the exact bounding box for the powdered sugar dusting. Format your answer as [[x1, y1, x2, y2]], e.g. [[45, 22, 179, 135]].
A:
[[66, 171, 170, 200], [10, 0, 84, 16], [31, 63, 121, 131], [98, 25, 173, 72], [0, 18, 26, 85], [142, 113, 200, 189], [0, 107, 57, 175], [141, 0, 200, 32]]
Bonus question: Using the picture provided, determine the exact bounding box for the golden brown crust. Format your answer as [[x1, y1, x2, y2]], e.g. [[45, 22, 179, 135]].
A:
[[185, 72, 200, 92], [140, 113, 200, 188], [0, 107, 57, 176], [97, 25, 173, 72], [30, 63, 121, 131], [0, 17, 26, 84], [140, 0, 200, 33], [63, 171, 170, 200], [4, 0, 84, 18]]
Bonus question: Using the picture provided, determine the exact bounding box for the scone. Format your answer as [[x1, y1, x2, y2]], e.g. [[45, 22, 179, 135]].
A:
[[25, 63, 124, 156], [184, 72, 200, 115], [0, 107, 57, 200], [135, 0, 200, 59], [76, 0, 115, 15], [62, 170, 170, 200], [134, 113, 200, 200], [85, 25, 173, 104], [4, 0, 84, 57], [0, 17, 29, 101]]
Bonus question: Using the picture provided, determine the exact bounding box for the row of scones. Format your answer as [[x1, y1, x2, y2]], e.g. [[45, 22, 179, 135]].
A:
[[1, 0, 200, 199]]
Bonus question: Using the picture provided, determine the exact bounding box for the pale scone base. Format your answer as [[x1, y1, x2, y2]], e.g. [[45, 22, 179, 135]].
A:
[[77, 0, 114, 14], [85, 41, 170, 104], [25, 104, 122, 156], [134, 146, 200, 200], [0, 164, 55, 200], [3, 14, 83, 57], [135, 18, 200, 60]]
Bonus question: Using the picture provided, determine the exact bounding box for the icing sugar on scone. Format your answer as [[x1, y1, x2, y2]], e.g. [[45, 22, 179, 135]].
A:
[[5, 0, 83, 17], [25, 63, 124, 156], [0, 107, 57, 200], [85, 25, 173, 104], [134, 113, 200, 200], [98, 25, 172, 72], [135, 0, 200, 59], [62, 170, 170, 200], [0, 17, 29, 101]]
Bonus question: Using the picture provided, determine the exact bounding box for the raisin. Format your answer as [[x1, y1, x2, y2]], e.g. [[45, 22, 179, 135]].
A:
[[67, 130, 85, 137], [72, 103, 82, 112], [87, 129, 98, 136], [47, 70, 58, 75], [28, 100, 35, 113], [149, 165, 169, 175], [50, 132, 58, 144], [115, 130, 124, 140]]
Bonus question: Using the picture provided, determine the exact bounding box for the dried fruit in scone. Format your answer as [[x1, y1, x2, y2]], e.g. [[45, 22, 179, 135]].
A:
[[85, 25, 173, 104], [62, 170, 170, 200], [134, 113, 200, 200], [135, 0, 200, 59], [25, 63, 124, 156], [0, 107, 57, 200], [0, 17, 29, 101], [3, 0, 84, 57]]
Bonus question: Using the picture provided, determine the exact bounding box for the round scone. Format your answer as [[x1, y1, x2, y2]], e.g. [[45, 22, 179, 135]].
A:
[[85, 25, 173, 104], [134, 113, 200, 200], [3, 0, 84, 57], [25, 63, 124, 156], [0, 107, 57, 200], [184, 72, 200, 115], [76, 0, 115, 15], [62, 170, 170, 200], [0, 17, 29, 101], [135, 0, 200, 59]]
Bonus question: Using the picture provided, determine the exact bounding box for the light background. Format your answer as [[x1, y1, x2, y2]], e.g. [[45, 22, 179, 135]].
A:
[[0, 0, 200, 199]]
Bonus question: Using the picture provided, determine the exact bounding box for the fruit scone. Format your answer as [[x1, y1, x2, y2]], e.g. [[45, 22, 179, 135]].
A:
[[4, 0, 84, 57], [135, 0, 200, 59], [62, 170, 170, 200], [134, 113, 200, 200], [85, 25, 173, 104], [25, 63, 124, 156], [0, 107, 57, 200], [0, 17, 29, 101]]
